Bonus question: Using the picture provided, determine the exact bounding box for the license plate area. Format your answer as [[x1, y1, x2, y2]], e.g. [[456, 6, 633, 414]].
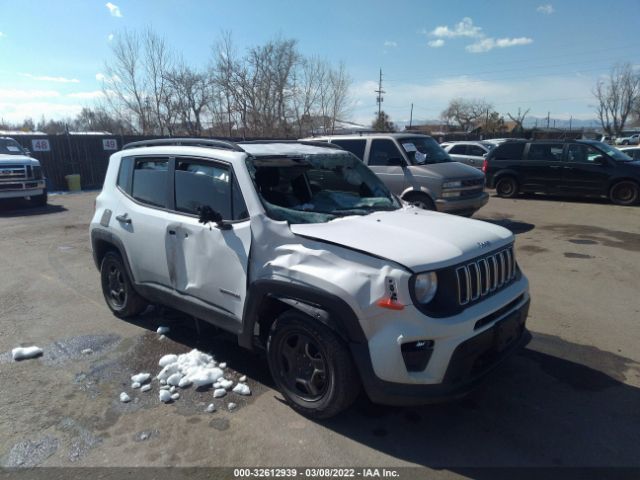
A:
[[494, 312, 521, 352]]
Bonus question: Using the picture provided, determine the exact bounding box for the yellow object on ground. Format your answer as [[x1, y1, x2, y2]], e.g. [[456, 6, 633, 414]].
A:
[[65, 174, 81, 192]]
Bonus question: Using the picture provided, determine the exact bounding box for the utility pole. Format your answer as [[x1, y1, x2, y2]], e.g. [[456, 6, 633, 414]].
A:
[[375, 68, 385, 117], [546, 111, 550, 129], [409, 103, 413, 129], [569, 116, 572, 132]]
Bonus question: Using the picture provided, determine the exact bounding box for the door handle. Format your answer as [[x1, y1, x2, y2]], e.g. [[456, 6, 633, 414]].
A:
[[168, 230, 176, 235], [115, 213, 131, 224]]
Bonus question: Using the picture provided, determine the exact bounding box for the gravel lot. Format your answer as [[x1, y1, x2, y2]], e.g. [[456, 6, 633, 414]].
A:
[[0, 191, 639, 475]]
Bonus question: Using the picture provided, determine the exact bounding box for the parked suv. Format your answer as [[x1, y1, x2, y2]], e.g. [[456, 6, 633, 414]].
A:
[[303, 133, 488, 216], [440, 141, 495, 170], [0, 137, 47, 206], [615, 133, 640, 145], [485, 140, 640, 205], [90, 138, 530, 418]]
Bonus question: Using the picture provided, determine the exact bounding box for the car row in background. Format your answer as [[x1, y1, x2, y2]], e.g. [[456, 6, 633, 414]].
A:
[[483, 139, 640, 205], [440, 141, 494, 170], [305, 133, 488, 216]]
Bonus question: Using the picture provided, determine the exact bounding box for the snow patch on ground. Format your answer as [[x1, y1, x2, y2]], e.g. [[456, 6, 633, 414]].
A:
[[119, 392, 131, 403], [12, 346, 43, 360], [232, 383, 251, 396], [156, 326, 170, 335], [131, 373, 151, 384]]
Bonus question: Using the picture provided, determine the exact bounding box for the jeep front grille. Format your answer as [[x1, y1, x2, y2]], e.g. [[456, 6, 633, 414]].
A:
[[456, 246, 516, 305]]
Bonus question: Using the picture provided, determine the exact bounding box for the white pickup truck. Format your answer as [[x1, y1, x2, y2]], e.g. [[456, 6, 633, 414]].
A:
[[0, 137, 47, 206]]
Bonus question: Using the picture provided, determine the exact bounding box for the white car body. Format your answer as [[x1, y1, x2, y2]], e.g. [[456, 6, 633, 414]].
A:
[[615, 134, 640, 145], [440, 141, 495, 170], [90, 139, 530, 411]]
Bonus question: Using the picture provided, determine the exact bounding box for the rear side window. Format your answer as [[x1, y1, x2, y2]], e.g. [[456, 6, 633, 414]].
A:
[[527, 143, 564, 161], [117, 157, 134, 193], [331, 139, 366, 160], [449, 145, 467, 155], [174, 159, 248, 220], [368, 139, 404, 166], [131, 157, 169, 207], [492, 142, 526, 160], [467, 145, 486, 157]]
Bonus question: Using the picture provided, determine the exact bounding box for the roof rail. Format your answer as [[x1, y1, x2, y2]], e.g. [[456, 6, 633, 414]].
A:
[[122, 138, 245, 152], [238, 139, 344, 150]]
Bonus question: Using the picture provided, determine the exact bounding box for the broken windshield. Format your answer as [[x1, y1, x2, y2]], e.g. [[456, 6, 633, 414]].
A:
[[247, 153, 401, 224]]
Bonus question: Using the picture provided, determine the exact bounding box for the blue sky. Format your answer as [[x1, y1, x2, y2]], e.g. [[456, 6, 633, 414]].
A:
[[0, 0, 638, 126]]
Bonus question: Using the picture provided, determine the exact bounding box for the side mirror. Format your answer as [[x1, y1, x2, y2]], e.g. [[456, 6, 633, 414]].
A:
[[198, 205, 231, 230], [387, 157, 405, 167]]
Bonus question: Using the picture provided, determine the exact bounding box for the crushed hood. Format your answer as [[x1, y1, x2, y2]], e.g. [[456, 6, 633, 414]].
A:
[[289, 208, 513, 272]]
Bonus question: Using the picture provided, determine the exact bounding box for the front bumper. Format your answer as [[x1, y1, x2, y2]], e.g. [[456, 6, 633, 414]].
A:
[[0, 180, 46, 199], [351, 298, 530, 406], [435, 191, 489, 215]]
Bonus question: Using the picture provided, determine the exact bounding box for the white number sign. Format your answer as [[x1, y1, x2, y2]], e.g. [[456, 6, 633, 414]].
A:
[[103, 139, 118, 151], [31, 139, 51, 152]]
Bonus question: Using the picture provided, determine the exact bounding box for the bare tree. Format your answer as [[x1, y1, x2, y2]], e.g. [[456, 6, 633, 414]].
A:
[[507, 107, 530, 133], [441, 98, 493, 131], [165, 63, 215, 136], [103, 30, 151, 133], [143, 28, 175, 135], [593, 63, 640, 136], [372, 111, 395, 132]]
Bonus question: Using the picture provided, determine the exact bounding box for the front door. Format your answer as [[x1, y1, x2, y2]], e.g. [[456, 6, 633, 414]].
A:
[[165, 158, 251, 322], [562, 144, 612, 195], [366, 138, 407, 194]]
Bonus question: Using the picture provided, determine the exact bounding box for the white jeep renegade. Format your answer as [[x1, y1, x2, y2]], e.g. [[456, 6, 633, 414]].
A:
[[90, 138, 530, 418]]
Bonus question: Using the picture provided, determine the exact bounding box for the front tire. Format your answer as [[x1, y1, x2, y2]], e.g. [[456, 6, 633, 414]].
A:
[[31, 189, 47, 207], [495, 176, 519, 198], [100, 251, 147, 318], [609, 180, 639, 206], [267, 310, 361, 419], [403, 192, 435, 210]]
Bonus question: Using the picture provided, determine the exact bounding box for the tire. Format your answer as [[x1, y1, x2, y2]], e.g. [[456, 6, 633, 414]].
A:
[[266, 310, 361, 419], [495, 176, 519, 198], [100, 251, 147, 318], [31, 189, 47, 207], [609, 180, 639, 206], [622, 140, 629, 145], [403, 192, 435, 210]]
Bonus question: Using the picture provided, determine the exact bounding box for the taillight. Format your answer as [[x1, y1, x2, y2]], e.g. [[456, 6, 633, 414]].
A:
[[482, 159, 487, 173]]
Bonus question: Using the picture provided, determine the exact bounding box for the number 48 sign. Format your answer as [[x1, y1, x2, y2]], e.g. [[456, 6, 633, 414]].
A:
[[31, 139, 51, 152], [102, 139, 118, 151]]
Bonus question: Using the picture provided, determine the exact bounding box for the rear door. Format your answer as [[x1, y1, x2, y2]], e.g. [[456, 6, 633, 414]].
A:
[[330, 138, 367, 161], [164, 157, 251, 323], [562, 143, 613, 195], [364, 138, 407, 194], [521, 142, 566, 193], [465, 144, 487, 169]]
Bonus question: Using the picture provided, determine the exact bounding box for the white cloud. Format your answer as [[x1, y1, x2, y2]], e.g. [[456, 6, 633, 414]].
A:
[[383, 40, 398, 48], [67, 91, 105, 100], [430, 17, 483, 38], [0, 101, 83, 122], [105, 2, 123, 17], [0, 32, 5, 38], [108, 33, 114, 42], [0, 89, 61, 100], [96, 72, 120, 83], [537, 4, 554, 14], [20, 73, 80, 83], [466, 37, 533, 53], [428, 39, 445, 48]]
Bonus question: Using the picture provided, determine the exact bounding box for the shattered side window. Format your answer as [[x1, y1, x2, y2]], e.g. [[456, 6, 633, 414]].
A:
[[247, 152, 400, 224]]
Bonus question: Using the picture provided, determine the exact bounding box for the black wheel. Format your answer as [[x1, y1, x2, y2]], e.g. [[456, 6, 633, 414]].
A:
[[31, 189, 47, 207], [267, 310, 360, 419], [622, 140, 629, 145], [100, 251, 147, 318], [609, 180, 639, 206], [403, 192, 435, 210], [495, 176, 518, 198]]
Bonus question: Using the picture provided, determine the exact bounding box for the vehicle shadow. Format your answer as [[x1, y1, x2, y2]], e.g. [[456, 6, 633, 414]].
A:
[[0, 199, 67, 217], [318, 331, 640, 469], [490, 191, 627, 207]]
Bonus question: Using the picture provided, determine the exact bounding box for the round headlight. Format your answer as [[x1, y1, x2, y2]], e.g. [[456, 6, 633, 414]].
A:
[[414, 272, 438, 304]]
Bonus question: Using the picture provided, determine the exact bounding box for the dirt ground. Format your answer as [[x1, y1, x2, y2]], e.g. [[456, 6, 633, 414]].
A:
[[0, 191, 639, 477]]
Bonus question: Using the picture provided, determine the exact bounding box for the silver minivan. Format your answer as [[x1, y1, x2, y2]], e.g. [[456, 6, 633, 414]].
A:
[[305, 133, 488, 216]]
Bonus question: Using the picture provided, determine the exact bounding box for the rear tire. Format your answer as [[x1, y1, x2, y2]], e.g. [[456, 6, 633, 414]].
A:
[[495, 176, 519, 198], [403, 192, 435, 210], [100, 251, 147, 318], [267, 310, 361, 419], [609, 180, 639, 206]]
